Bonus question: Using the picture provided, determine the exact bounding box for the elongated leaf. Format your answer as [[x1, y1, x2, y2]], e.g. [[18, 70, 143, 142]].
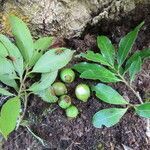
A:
[[33, 48, 74, 73], [34, 37, 53, 51], [92, 108, 127, 128], [81, 51, 111, 66], [0, 88, 14, 96], [35, 87, 58, 103], [0, 34, 24, 77], [0, 74, 18, 90], [29, 37, 53, 66], [0, 97, 21, 139], [117, 22, 144, 66], [73, 62, 120, 83], [9, 16, 34, 62], [125, 48, 150, 71], [135, 103, 150, 118], [0, 56, 15, 76], [97, 36, 115, 66], [129, 57, 142, 82], [92, 83, 129, 105], [29, 52, 42, 67], [80, 70, 120, 83], [134, 48, 150, 59], [29, 71, 58, 92], [0, 43, 8, 57], [0, 37, 18, 90]]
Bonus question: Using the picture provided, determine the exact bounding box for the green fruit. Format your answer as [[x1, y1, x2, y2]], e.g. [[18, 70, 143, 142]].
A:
[[60, 68, 75, 83], [52, 82, 67, 96], [75, 84, 90, 102], [58, 95, 71, 109], [65, 105, 79, 118]]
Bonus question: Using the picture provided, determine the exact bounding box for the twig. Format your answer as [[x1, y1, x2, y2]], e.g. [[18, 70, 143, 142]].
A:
[[16, 68, 30, 129], [18, 68, 29, 96], [26, 126, 45, 146], [121, 76, 143, 104], [16, 91, 29, 129], [117, 72, 150, 138]]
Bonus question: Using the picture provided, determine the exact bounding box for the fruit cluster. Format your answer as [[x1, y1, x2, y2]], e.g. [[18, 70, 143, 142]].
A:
[[52, 68, 90, 118]]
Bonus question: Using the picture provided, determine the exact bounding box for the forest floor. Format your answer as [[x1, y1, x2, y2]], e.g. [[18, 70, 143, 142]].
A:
[[2, 3, 150, 150]]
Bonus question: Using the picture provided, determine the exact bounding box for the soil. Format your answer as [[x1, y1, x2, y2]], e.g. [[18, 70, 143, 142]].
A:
[[1, 4, 150, 150]]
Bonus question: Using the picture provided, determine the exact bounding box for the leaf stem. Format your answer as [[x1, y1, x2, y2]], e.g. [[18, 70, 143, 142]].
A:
[[17, 92, 29, 128], [116, 70, 150, 137], [116, 70, 143, 104], [18, 68, 29, 96], [17, 68, 30, 129]]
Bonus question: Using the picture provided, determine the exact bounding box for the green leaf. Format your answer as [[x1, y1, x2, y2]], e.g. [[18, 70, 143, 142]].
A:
[[81, 50, 111, 67], [125, 48, 150, 71], [0, 34, 24, 77], [35, 87, 58, 103], [0, 88, 14, 96], [0, 74, 18, 90], [73, 62, 120, 83], [135, 103, 150, 118], [0, 58, 17, 89], [129, 57, 142, 82], [136, 48, 150, 59], [29, 37, 53, 66], [92, 83, 129, 105], [29, 71, 58, 92], [97, 36, 115, 66], [92, 108, 127, 128], [117, 21, 144, 66], [0, 43, 8, 57], [33, 48, 74, 73], [0, 97, 21, 139], [34, 37, 53, 51], [9, 16, 34, 63], [0, 56, 15, 76]]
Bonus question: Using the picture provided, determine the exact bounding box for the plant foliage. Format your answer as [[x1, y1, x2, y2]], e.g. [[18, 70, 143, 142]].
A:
[[0, 16, 74, 139], [73, 21, 150, 128]]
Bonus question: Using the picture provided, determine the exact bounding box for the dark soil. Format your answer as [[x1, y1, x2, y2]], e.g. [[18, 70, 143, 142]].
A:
[[2, 4, 150, 150]]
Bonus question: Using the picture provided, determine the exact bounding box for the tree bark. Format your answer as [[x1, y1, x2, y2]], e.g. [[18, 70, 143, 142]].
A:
[[0, 0, 149, 38]]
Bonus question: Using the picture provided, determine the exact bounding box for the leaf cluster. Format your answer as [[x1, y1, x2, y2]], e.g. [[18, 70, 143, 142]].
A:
[[0, 16, 74, 138], [73, 22, 150, 128]]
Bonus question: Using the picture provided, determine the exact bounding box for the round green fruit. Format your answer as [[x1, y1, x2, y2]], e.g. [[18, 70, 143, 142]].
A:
[[75, 84, 90, 102], [52, 82, 67, 96], [60, 68, 75, 83], [65, 105, 79, 118], [58, 95, 71, 109]]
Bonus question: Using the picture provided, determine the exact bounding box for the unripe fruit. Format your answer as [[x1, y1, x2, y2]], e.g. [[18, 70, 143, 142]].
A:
[[75, 84, 90, 102], [65, 105, 79, 118], [60, 68, 75, 83], [52, 82, 67, 96], [58, 95, 71, 109]]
